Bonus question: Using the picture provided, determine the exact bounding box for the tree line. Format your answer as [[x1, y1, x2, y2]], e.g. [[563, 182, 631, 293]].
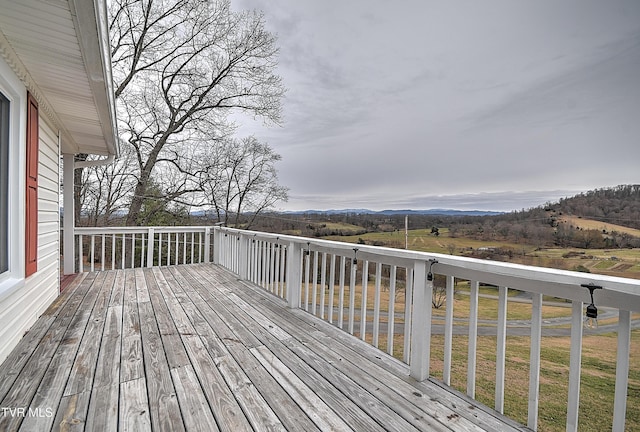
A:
[[245, 185, 640, 250]]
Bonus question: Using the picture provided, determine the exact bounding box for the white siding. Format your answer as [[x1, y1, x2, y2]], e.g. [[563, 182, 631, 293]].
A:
[[0, 115, 59, 363]]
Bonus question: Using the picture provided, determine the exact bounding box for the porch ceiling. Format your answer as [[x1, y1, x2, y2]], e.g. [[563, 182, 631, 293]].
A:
[[0, 0, 118, 157]]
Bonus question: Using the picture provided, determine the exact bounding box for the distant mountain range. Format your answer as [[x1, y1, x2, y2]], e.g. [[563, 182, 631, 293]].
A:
[[283, 208, 504, 217]]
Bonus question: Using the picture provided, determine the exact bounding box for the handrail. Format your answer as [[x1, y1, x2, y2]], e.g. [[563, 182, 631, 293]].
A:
[[70, 226, 212, 272], [216, 227, 640, 311]]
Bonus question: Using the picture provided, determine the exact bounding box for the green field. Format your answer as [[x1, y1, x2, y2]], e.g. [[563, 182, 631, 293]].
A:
[[324, 226, 640, 279]]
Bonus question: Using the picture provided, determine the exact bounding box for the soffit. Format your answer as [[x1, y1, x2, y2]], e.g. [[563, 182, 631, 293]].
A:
[[0, 0, 118, 156]]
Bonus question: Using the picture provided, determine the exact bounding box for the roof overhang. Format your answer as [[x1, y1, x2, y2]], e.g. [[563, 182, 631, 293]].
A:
[[0, 0, 118, 157]]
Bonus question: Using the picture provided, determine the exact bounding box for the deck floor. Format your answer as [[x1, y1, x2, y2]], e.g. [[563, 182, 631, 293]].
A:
[[0, 264, 527, 431]]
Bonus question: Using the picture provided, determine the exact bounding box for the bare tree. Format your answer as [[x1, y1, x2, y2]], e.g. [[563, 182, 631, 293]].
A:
[[200, 136, 288, 228], [431, 274, 448, 309], [109, 0, 285, 225], [78, 146, 137, 226]]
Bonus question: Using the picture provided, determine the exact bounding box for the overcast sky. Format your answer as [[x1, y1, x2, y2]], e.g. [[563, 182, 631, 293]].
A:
[[231, 0, 640, 212]]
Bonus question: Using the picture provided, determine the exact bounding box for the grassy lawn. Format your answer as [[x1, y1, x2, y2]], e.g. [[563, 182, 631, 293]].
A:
[[430, 332, 640, 432], [323, 227, 640, 279]]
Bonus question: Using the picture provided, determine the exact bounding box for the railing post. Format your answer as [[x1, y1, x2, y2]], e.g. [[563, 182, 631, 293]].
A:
[[238, 233, 249, 279], [409, 260, 432, 381], [286, 241, 302, 309], [204, 227, 211, 263], [211, 227, 219, 264], [146, 228, 155, 267], [613, 310, 631, 432], [62, 153, 75, 275]]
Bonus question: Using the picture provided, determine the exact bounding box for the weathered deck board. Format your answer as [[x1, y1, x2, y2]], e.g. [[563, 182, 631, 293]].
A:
[[191, 265, 466, 432], [0, 272, 89, 404], [63, 271, 115, 397], [193, 263, 520, 432], [0, 263, 528, 432], [120, 269, 144, 383]]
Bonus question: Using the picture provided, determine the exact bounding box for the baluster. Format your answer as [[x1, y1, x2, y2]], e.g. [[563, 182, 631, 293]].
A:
[[79, 234, 83, 273], [167, 233, 172, 266], [263, 240, 269, 287], [101, 234, 105, 271], [141, 234, 145, 267], [111, 233, 116, 270], [281, 243, 287, 296], [527, 292, 543, 430], [328, 255, 336, 324], [303, 249, 310, 311], [467, 280, 479, 398], [443, 275, 455, 385], [348, 257, 357, 335], [312, 251, 318, 315], [252, 239, 258, 283], [249, 239, 258, 283], [121, 233, 126, 269], [274, 243, 281, 296], [140, 233, 147, 267], [267, 242, 273, 291], [495, 285, 508, 413], [252, 239, 257, 283], [158, 233, 163, 266], [90, 235, 95, 272], [280, 244, 287, 299], [320, 252, 327, 319], [373, 262, 382, 348], [131, 233, 136, 268], [175, 232, 179, 265], [256, 239, 261, 283], [360, 260, 369, 340], [387, 265, 397, 356], [183, 233, 187, 265], [338, 256, 346, 329], [272, 242, 277, 291], [190, 232, 195, 264]]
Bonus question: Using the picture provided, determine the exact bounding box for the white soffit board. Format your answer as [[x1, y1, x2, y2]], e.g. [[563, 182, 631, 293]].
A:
[[0, 0, 117, 156]]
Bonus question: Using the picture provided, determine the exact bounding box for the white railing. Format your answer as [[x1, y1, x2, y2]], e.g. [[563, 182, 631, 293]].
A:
[[214, 226, 640, 432], [72, 226, 213, 273]]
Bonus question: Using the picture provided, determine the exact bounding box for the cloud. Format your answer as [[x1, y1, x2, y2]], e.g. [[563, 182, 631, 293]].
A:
[[231, 0, 640, 211]]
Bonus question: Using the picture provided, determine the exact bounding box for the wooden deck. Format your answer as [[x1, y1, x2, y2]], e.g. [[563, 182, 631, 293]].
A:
[[0, 264, 528, 432]]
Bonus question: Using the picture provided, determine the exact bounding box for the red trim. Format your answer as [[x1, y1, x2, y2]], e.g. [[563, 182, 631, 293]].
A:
[[25, 92, 38, 277]]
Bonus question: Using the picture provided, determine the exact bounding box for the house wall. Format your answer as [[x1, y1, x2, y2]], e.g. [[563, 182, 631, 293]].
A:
[[0, 111, 60, 364]]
